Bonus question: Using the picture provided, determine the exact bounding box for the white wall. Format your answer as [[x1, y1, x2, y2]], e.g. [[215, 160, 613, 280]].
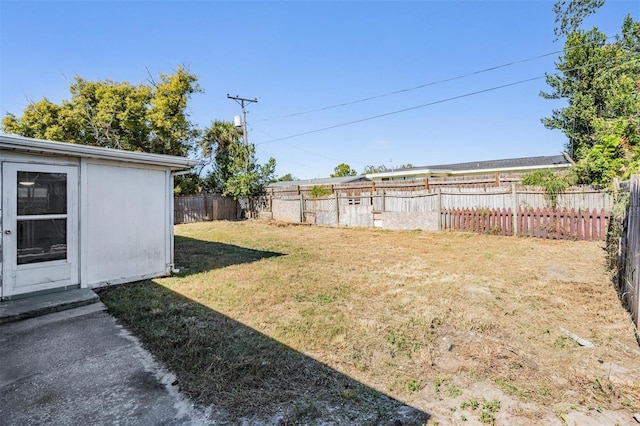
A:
[[83, 161, 171, 286]]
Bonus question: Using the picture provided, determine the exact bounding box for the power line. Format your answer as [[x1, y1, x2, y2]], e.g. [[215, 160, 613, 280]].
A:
[[256, 35, 617, 123], [254, 129, 385, 166], [256, 77, 542, 145], [256, 56, 638, 146], [277, 139, 384, 165]]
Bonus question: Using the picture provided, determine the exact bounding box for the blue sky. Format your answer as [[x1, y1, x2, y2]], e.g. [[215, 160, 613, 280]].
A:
[[1, 0, 638, 179]]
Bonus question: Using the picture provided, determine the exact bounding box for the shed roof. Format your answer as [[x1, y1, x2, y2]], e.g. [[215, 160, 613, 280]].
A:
[[0, 134, 197, 171]]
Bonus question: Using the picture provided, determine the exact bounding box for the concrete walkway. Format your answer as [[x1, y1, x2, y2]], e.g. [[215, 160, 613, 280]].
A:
[[0, 296, 210, 425], [0, 288, 100, 324]]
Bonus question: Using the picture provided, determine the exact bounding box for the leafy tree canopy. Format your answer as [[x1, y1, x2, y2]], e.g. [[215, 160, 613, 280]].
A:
[[274, 173, 296, 182], [200, 120, 243, 193], [200, 120, 276, 199], [330, 163, 357, 177], [553, 0, 605, 38], [542, 0, 640, 186], [362, 163, 414, 175], [2, 66, 201, 157], [1, 68, 279, 197], [362, 164, 389, 175], [173, 173, 203, 195], [219, 143, 276, 199]]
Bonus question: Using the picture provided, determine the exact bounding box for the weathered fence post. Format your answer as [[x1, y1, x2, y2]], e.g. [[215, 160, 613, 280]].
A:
[[437, 187, 442, 230], [335, 191, 340, 226], [203, 192, 209, 220], [511, 183, 518, 236], [299, 194, 304, 223]]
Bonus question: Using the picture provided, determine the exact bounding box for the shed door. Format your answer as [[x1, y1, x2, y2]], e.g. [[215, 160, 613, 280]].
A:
[[2, 163, 78, 298]]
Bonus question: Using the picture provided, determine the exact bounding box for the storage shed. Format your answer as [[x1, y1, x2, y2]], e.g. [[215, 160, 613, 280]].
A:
[[0, 135, 196, 299]]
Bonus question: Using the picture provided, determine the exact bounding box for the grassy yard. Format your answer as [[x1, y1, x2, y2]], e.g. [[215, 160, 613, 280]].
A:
[[98, 221, 640, 425]]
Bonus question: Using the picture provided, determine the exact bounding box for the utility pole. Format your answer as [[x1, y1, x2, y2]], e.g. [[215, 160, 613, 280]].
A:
[[227, 94, 257, 146]]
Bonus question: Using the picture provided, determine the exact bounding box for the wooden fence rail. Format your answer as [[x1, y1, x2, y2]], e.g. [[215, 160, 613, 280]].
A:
[[442, 208, 610, 241]]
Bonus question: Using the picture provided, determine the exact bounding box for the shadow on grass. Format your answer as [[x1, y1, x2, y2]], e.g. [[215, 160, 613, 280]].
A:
[[97, 280, 431, 425], [98, 234, 430, 423], [98, 281, 430, 425], [173, 235, 285, 276]]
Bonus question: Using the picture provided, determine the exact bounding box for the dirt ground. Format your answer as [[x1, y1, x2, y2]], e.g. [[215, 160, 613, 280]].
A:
[[101, 221, 640, 425]]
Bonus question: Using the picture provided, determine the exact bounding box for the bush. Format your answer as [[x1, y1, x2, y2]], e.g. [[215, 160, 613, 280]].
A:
[[310, 185, 332, 197], [521, 170, 574, 209]]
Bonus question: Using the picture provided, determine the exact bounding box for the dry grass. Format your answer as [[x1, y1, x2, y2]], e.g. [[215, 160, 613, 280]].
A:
[[98, 220, 640, 425]]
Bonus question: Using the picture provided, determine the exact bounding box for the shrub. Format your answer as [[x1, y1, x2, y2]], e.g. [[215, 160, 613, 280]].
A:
[[310, 185, 332, 197], [521, 170, 574, 209]]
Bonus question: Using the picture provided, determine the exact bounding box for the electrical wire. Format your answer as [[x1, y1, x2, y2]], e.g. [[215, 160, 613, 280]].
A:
[[256, 77, 542, 145], [256, 55, 638, 146], [256, 35, 618, 123], [254, 129, 384, 165]]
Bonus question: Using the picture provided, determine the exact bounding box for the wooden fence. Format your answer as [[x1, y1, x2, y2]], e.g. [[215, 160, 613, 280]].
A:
[[442, 208, 514, 236], [268, 185, 613, 213], [174, 193, 241, 224], [269, 173, 526, 196], [441, 208, 610, 241], [174, 195, 208, 224], [617, 176, 640, 328]]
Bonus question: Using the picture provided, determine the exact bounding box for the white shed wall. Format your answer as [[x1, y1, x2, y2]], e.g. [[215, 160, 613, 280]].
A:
[[83, 162, 171, 286]]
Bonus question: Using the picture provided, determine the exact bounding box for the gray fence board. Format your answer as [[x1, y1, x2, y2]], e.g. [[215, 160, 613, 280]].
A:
[[262, 186, 613, 231], [617, 177, 640, 328], [174, 193, 241, 224]]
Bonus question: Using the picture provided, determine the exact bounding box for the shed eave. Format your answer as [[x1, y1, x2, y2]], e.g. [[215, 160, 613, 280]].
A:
[[0, 134, 197, 171]]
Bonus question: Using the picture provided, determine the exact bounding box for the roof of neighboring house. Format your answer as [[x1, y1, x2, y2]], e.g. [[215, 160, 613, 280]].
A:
[[0, 134, 197, 171], [268, 175, 369, 188], [417, 154, 572, 172], [366, 154, 573, 179]]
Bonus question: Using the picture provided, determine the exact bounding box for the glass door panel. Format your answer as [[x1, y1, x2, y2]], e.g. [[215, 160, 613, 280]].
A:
[[16, 219, 68, 265], [16, 172, 68, 265], [17, 172, 67, 215]]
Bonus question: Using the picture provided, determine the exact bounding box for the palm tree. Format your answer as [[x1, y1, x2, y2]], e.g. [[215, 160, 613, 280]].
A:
[[199, 120, 241, 158], [200, 120, 243, 193]]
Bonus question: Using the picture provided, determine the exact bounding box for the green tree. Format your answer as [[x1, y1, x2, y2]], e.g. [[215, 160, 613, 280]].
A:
[[362, 164, 388, 174], [173, 173, 203, 195], [2, 66, 201, 157], [274, 173, 296, 182], [541, 1, 640, 185], [200, 120, 276, 200], [220, 142, 276, 200], [553, 0, 604, 39], [331, 163, 357, 177], [200, 120, 243, 192]]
